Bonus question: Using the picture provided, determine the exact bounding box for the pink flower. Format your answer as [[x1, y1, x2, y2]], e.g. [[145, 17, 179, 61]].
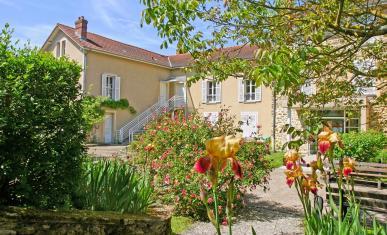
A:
[[181, 189, 187, 197], [232, 159, 243, 179], [222, 218, 228, 226], [207, 197, 214, 204], [318, 140, 331, 155], [286, 161, 294, 170], [286, 178, 294, 187], [164, 174, 170, 185], [194, 157, 211, 174]]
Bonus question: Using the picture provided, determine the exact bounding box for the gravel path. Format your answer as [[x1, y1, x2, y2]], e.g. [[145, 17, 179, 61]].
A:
[[183, 168, 307, 235]]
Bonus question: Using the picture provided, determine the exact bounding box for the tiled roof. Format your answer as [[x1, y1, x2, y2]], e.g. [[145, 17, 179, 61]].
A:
[[57, 24, 256, 68]]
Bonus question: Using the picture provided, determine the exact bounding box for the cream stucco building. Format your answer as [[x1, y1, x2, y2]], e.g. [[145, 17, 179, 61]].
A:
[[42, 17, 384, 154]]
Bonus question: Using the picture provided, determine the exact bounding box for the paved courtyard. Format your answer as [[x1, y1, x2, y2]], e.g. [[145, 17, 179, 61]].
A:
[[183, 167, 314, 235]]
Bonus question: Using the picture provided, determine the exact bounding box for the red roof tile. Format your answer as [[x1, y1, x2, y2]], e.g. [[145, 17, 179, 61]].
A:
[[57, 24, 256, 68]]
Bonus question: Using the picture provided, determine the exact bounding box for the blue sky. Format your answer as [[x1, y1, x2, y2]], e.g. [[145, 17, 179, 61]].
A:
[[0, 0, 177, 55]]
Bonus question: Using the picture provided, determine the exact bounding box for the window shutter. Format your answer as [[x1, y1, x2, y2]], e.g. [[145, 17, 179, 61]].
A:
[[215, 82, 221, 103], [201, 80, 208, 103], [114, 76, 121, 101], [255, 85, 262, 101], [101, 74, 107, 97], [238, 79, 244, 102]]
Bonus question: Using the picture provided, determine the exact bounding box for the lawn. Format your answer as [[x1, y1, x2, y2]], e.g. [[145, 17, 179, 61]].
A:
[[265, 151, 284, 168], [171, 216, 193, 234]]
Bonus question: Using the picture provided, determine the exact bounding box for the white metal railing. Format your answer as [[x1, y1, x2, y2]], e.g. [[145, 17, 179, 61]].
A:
[[358, 86, 377, 96], [116, 96, 185, 143]]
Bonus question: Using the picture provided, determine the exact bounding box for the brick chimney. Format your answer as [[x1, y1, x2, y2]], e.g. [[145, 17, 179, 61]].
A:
[[75, 16, 88, 39]]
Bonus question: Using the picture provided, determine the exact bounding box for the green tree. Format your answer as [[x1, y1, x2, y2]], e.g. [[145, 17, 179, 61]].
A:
[[141, 0, 386, 128], [0, 25, 85, 208]]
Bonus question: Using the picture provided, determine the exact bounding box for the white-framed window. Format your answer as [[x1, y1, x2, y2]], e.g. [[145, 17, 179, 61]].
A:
[[240, 112, 258, 138], [353, 59, 377, 96], [203, 112, 219, 125], [55, 40, 66, 58], [101, 74, 121, 101], [301, 81, 316, 95], [61, 40, 66, 57], [238, 79, 261, 102], [56, 42, 60, 58], [202, 79, 221, 103]]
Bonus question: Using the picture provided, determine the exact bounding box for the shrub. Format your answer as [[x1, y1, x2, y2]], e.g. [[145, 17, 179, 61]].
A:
[[131, 109, 271, 220], [335, 131, 386, 162], [0, 25, 86, 208], [74, 159, 153, 213]]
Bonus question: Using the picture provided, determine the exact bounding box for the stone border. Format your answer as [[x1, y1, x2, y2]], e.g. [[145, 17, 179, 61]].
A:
[[0, 207, 171, 235]]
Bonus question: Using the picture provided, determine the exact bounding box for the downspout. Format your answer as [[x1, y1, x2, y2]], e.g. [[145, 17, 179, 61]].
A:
[[272, 87, 277, 152], [82, 48, 87, 94]]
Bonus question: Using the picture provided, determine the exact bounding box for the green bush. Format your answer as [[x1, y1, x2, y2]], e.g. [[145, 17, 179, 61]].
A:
[[0, 25, 86, 208], [74, 159, 153, 213], [335, 131, 386, 162], [131, 109, 271, 220]]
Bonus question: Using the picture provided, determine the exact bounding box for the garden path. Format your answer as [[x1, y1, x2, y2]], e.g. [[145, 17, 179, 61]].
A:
[[183, 167, 310, 235], [87, 145, 127, 158]]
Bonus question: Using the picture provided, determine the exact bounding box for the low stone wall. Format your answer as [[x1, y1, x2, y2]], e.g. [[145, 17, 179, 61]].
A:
[[0, 207, 171, 235]]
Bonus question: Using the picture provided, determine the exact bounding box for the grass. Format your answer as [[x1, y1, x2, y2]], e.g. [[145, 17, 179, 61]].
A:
[[265, 151, 284, 168], [171, 216, 193, 234]]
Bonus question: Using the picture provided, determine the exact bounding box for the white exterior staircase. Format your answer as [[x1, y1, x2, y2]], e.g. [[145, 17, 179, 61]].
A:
[[116, 96, 185, 143]]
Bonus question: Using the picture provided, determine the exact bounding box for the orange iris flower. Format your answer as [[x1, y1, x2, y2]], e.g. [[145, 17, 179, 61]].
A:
[[317, 126, 344, 155], [194, 135, 243, 184], [343, 157, 356, 177]]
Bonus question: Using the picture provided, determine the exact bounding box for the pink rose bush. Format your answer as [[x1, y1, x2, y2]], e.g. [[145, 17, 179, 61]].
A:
[[131, 109, 271, 220]]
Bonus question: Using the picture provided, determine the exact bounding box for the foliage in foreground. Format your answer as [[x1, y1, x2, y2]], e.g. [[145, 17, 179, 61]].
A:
[[285, 126, 386, 235], [0, 25, 86, 208], [74, 159, 153, 213], [305, 203, 387, 235], [335, 131, 386, 163], [131, 110, 271, 220]]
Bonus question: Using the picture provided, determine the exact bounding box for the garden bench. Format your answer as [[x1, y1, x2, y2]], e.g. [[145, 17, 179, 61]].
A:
[[327, 161, 387, 214]]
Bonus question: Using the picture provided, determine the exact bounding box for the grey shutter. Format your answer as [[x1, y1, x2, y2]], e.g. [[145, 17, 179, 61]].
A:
[[255, 84, 262, 101], [114, 76, 120, 101], [238, 79, 244, 102], [201, 80, 208, 103], [215, 82, 221, 103], [101, 74, 107, 97]]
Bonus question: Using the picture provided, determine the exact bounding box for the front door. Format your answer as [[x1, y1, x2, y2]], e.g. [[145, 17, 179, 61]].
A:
[[241, 112, 258, 138], [104, 114, 113, 144]]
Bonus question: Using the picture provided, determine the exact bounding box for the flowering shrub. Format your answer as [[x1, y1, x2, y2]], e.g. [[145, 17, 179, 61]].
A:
[[131, 109, 271, 220]]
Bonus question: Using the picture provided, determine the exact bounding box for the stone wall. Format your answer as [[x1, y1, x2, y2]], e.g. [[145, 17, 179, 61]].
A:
[[273, 95, 308, 155], [0, 207, 171, 235]]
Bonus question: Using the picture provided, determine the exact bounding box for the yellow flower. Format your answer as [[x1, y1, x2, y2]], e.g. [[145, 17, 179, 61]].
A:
[[194, 135, 243, 185], [284, 149, 300, 163], [317, 126, 344, 154]]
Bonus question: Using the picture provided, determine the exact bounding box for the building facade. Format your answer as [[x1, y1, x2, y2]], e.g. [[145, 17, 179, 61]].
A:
[[42, 17, 384, 154]]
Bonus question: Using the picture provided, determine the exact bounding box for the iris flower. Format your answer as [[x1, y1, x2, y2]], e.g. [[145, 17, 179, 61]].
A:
[[194, 135, 243, 184], [318, 126, 344, 155]]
